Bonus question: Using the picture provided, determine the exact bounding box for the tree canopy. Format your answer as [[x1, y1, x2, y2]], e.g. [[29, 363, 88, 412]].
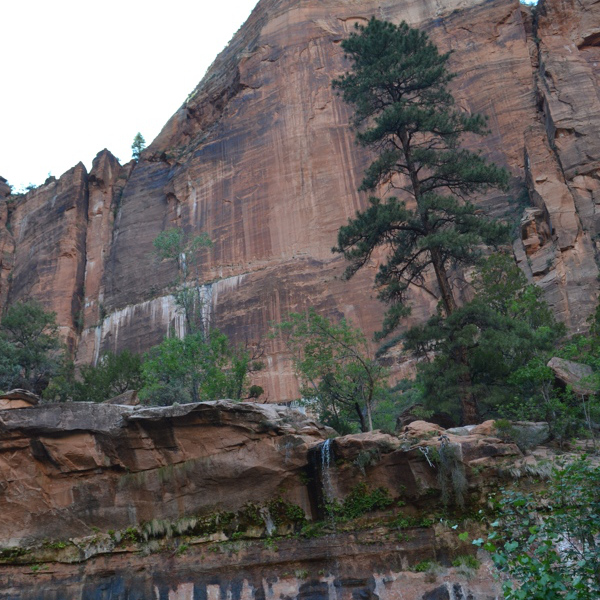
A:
[[0, 301, 63, 395], [404, 254, 563, 420], [332, 18, 508, 331], [274, 310, 390, 433], [139, 330, 253, 405], [131, 132, 146, 161], [332, 18, 510, 423]]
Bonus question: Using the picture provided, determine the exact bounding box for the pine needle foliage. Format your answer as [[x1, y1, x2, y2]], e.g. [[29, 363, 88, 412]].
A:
[[0, 301, 63, 395], [332, 18, 509, 337], [404, 254, 564, 419]]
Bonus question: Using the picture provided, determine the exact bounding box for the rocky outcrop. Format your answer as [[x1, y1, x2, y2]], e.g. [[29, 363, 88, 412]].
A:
[[0, 401, 331, 546], [0, 405, 552, 599], [0, 401, 527, 548], [1, 0, 600, 395], [547, 356, 595, 395], [517, 0, 600, 330], [0, 389, 40, 410], [0, 537, 501, 600]]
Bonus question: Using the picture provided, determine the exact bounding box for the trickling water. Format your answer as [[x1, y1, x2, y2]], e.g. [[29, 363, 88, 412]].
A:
[[320, 439, 334, 506], [306, 438, 336, 520], [259, 507, 276, 536]]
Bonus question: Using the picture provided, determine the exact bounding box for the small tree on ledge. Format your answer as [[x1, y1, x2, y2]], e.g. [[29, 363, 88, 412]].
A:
[[131, 132, 146, 161]]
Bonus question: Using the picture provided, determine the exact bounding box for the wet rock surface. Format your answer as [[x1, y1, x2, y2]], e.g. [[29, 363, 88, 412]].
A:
[[0, 533, 501, 600], [0, 401, 556, 599]]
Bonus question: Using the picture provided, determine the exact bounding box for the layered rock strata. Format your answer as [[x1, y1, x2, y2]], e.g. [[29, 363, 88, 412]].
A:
[[0, 403, 551, 599], [0, 400, 528, 547], [0, 401, 331, 546], [0, 536, 501, 600], [1, 0, 599, 396]]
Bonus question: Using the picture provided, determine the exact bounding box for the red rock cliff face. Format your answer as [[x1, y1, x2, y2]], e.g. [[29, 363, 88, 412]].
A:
[[1, 0, 599, 396], [6, 165, 88, 354], [0, 404, 528, 599]]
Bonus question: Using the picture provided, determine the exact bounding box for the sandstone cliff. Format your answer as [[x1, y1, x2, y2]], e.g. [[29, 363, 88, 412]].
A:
[[0, 401, 542, 598], [1, 0, 600, 397]]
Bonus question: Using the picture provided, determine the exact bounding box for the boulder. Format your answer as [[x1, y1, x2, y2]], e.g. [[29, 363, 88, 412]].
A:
[[547, 357, 595, 395], [0, 389, 40, 410]]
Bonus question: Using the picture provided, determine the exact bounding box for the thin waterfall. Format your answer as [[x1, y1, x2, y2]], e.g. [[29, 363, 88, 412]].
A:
[[320, 439, 334, 506], [307, 438, 336, 520]]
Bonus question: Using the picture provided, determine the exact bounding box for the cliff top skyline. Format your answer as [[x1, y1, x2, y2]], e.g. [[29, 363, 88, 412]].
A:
[[0, 0, 258, 192]]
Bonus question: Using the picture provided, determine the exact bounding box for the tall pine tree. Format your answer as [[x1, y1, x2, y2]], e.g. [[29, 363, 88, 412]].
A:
[[332, 18, 509, 423]]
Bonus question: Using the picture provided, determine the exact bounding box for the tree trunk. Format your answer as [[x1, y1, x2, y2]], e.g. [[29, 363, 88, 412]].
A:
[[455, 347, 479, 425], [402, 129, 477, 423], [355, 401, 368, 432], [430, 248, 457, 317]]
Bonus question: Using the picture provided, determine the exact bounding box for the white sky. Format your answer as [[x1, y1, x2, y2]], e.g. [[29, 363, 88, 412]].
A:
[[1, 0, 259, 192]]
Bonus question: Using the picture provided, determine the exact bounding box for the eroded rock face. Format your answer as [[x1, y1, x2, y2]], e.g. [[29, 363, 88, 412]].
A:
[[0, 401, 331, 546], [0, 401, 526, 548], [1, 0, 599, 395], [0, 540, 501, 600], [5, 164, 88, 354], [0, 409, 540, 599]]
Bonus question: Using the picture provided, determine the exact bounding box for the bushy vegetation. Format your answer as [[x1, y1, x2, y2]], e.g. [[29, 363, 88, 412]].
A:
[[45, 350, 143, 403], [140, 329, 255, 405], [325, 483, 393, 521], [273, 310, 391, 432], [404, 253, 565, 422], [473, 458, 600, 599], [0, 301, 63, 395], [0, 299, 258, 405]]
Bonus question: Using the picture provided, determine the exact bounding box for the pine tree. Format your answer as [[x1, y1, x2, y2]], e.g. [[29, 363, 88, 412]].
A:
[[404, 254, 563, 420], [332, 19, 509, 423], [131, 132, 146, 161], [0, 301, 63, 395]]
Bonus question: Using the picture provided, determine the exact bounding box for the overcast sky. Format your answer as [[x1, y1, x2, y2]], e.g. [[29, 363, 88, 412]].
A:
[[1, 0, 259, 192]]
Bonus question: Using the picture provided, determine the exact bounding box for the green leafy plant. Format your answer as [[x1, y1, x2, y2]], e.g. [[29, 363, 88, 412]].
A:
[[412, 560, 435, 573], [452, 555, 480, 569], [45, 349, 143, 403], [139, 329, 252, 405], [326, 483, 393, 521], [175, 543, 189, 555], [273, 310, 391, 432], [475, 458, 600, 599], [0, 300, 64, 395]]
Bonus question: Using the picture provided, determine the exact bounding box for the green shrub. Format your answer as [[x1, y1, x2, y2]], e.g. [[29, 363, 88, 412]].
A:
[[327, 483, 393, 521], [452, 555, 480, 570]]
